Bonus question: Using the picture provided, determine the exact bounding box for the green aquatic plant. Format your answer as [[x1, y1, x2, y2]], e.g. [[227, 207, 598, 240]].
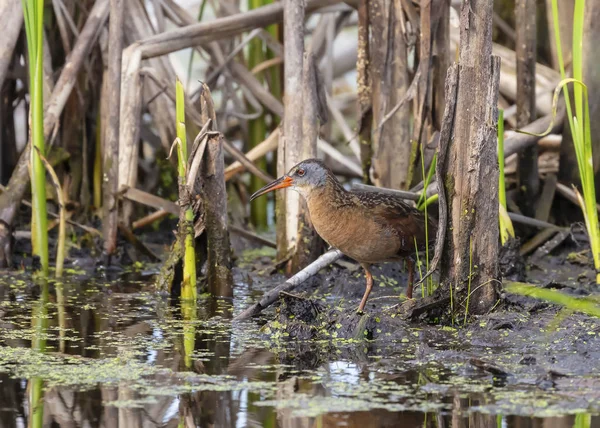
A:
[[21, 0, 48, 276], [416, 147, 436, 296], [505, 281, 600, 318], [35, 149, 66, 278], [175, 78, 197, 302], [550, 0, 600, 284], [497, 109, 514, 245], [574, 413, 592, 428]]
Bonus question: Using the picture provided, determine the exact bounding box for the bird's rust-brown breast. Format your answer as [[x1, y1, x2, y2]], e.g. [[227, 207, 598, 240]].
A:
[[305, 186, 431, 263]]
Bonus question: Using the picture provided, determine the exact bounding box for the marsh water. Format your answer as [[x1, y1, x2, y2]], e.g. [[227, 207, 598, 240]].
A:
[[0, 262, 599, 428]]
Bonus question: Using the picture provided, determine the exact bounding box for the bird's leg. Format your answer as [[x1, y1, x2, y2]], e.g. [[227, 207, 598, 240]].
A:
[[358, 263, 373, 313], [406, 259, 414, 299]]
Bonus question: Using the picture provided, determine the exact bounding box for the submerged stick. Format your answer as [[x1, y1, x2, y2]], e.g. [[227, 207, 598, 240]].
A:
[[233, 249, 343, 321]]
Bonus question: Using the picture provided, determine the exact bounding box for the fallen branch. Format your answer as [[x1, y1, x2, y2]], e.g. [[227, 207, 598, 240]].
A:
[[233, 249, 343, 321]]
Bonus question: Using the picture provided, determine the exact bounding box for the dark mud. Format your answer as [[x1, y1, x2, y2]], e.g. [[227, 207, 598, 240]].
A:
[[0, 227, 598, 427]]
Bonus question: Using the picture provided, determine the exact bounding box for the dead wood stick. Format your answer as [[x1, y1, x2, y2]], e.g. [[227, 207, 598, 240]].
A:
[[250, 57, 283, 75], [121, 187, 179, 215], [166, 0, 283, 115], [507, 213, 560, 230], [205, 28, 262, 84], [233, 249, 343, 321], [103, 0, 125, 256], [138, 0, 342, 59], [317, 139, 362, 177], [354, 183, 560, 231], [520, 227, 561, 257], [352, 183, 420, 201], [503, 106, 565, 158], [0, 184, 101, 237], [556, 182, 600, 214], [121, 188, 273, 246], [226, 58, 284, 118], [224, 129, 280, 181]]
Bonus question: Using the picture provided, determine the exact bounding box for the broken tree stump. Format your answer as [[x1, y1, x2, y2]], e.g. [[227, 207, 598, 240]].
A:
[[439, 0, 501, 315]]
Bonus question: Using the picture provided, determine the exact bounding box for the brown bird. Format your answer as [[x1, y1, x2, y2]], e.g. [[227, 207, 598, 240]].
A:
[[250, 159, 437, 312]]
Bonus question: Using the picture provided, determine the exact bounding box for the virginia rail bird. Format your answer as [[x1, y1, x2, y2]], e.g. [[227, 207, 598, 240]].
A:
[[250, 159, 437, 312]]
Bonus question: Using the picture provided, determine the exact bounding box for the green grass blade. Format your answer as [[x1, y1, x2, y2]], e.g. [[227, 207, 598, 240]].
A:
[[505, 282, 600, 318], [22, 0, 48, 276]]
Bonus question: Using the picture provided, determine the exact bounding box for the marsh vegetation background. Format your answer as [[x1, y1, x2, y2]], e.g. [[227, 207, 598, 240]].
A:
[[0, 0, 599, 427]]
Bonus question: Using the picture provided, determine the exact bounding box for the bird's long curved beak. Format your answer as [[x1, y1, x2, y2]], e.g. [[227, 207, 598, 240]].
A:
[[250, 176, 294, 201]]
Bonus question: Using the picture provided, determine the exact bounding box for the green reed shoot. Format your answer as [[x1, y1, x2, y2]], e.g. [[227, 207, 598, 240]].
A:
[[35, 149, 66, 278], [175, 79, 197, 302], [505, 281, 600, 318], [22, 0, 48, 276], [498, 109, 514, 245], [417, 148, 435, 295], [551, 0, 600, 283], [573, 413, 592, 428]]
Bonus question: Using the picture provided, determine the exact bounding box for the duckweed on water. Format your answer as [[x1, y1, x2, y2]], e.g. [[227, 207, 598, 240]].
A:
[[0, 269, 599, 422]]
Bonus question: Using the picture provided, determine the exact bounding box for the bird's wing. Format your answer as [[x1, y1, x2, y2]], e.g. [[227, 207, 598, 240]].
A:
[[354, 192, 436, 253]]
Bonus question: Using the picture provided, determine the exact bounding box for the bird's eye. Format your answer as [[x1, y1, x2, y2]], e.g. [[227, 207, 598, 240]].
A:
[[297, 168, 305, 177]]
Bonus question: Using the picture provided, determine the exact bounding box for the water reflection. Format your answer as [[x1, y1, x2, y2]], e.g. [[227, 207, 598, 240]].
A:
[[0, 274, 595, 427], [28, 279, 48, 428]]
